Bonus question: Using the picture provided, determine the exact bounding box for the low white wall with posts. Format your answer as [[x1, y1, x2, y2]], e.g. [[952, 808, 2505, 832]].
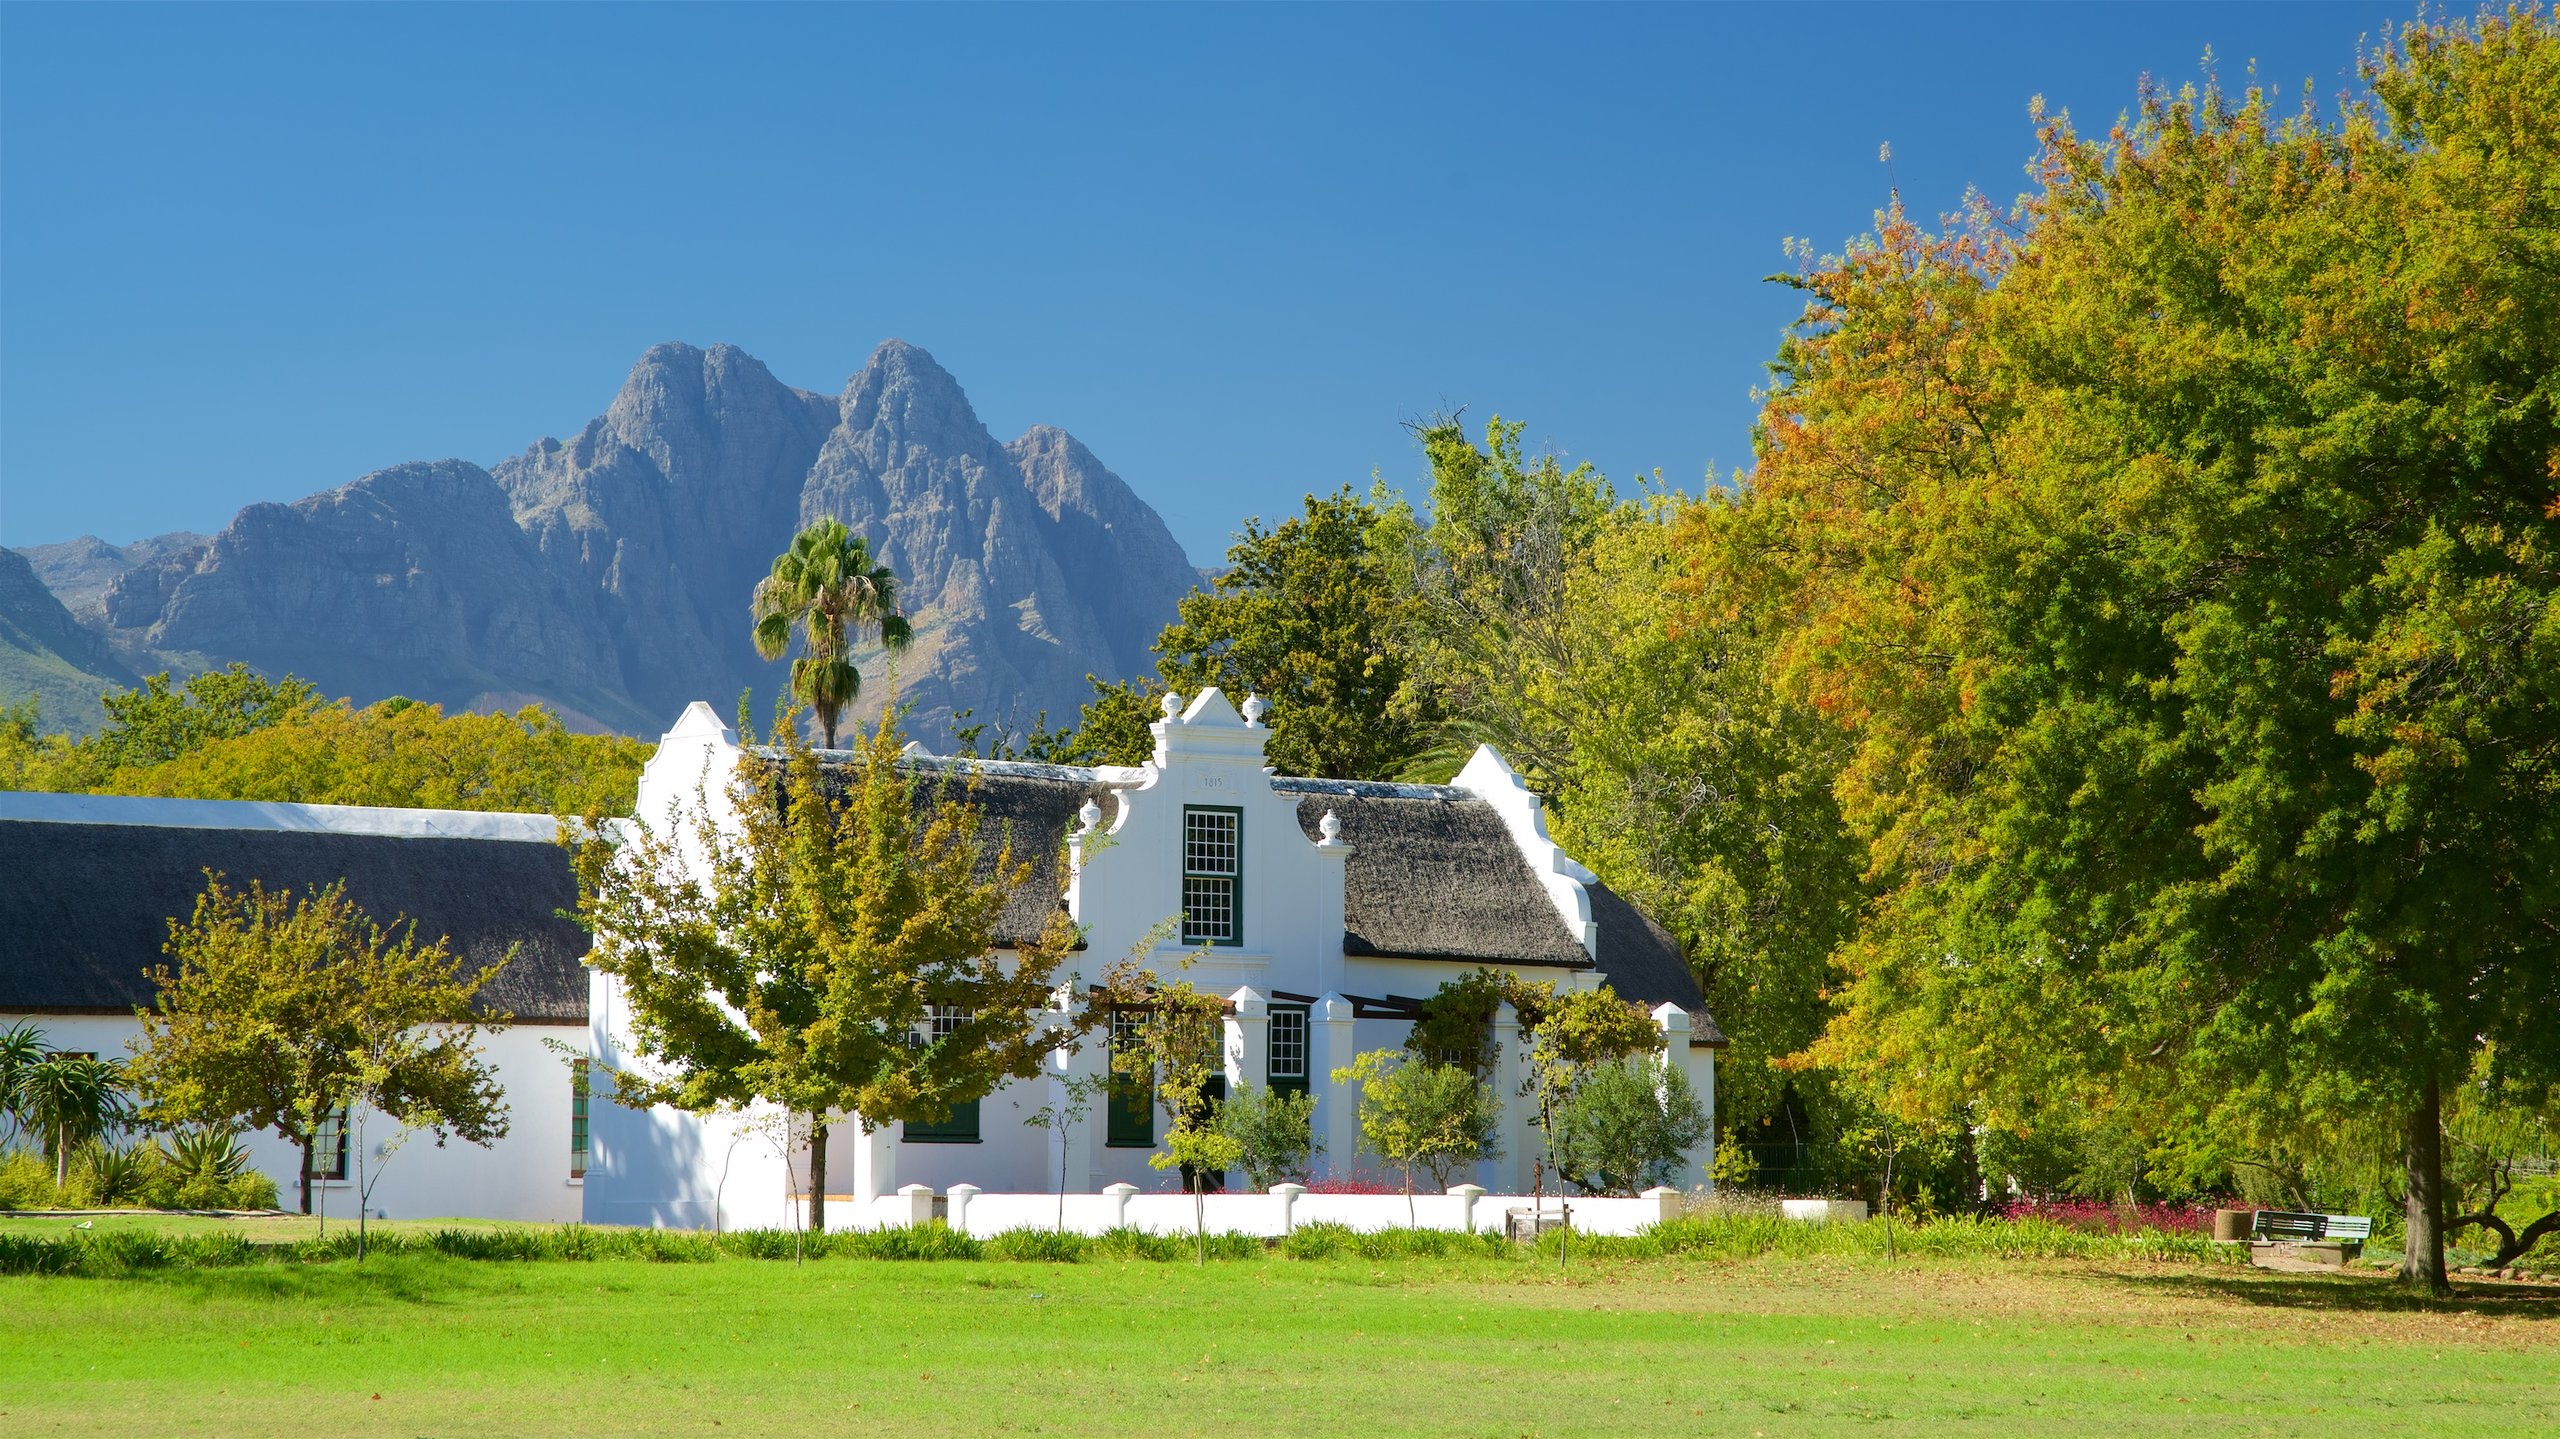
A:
[[791, 1183, 1690, 1238]]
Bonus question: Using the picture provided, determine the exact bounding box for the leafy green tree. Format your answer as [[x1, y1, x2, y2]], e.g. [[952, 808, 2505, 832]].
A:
[[1332, 1050, 1502, 1224], [1153, 487, 1438, 779], [1552, 1059, 1709, 1196], [750, 518, 913, 747], [131, 877, 512, 1216], [20, 1052, 134, 1189], [1216, 1082, 1321, 1189], [1100, 960, 1238, 1261], [1515, 988, 1665, 1193], [1402, 426, 1865, 1184], [93, 664, 321, 770], [571, 707, 1083, 1233], [0, 685, 648, 816], [1730, 12, 2560, 1292]]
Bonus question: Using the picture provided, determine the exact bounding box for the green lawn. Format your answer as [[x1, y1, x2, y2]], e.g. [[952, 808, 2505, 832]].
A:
[[2, 1249, 2553, 1438]]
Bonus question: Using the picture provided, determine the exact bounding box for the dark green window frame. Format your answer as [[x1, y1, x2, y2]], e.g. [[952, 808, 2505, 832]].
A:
[[1267, 1004, 1310, 1098], [1106, 1009, 1154, 1147], [1181, 805, 1244, 946], [570, 1058, 590, 1178], [309, 1107, 350, 1181], [904, 1005, 984, 1143]]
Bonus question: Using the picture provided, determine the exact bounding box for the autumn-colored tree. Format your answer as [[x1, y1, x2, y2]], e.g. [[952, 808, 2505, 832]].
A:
[[571, 706, 1083, 1233], [131, 877, 512, 1216], [1699, 12, 2560, 1292]]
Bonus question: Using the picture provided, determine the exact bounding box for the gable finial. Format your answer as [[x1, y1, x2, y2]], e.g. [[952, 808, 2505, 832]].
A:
[[1317, 809, 1343, 847], [1160, 691, 1183, 720], [1241, 694, 1268, 727]]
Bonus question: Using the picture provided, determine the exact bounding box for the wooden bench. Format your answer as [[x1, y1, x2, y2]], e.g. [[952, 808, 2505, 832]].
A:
[[2251, 1210, 2372, 1255]]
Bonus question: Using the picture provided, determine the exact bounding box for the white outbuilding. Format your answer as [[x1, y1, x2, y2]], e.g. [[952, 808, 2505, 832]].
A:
[[0, 791, 594, 1223]]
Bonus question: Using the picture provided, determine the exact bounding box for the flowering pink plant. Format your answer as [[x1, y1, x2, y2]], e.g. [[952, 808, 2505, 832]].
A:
[[1998, 1198, 2222, 1234]]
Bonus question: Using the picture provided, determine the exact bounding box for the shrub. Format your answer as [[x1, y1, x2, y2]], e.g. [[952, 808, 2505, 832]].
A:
[[1279, 1220, 1356, 1260], [986, 1226, 1087, 1262], [75, 1142, 158, 1208], [1552, 1060, 1709, 1196], [0, 1148, 59, 1209], [838, 1221, 983, 1261], [1216, 1083, 1320, 1189], [1090, 1225, 1188, 1261]]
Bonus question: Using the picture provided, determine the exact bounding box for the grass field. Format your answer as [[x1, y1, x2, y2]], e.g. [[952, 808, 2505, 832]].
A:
[[2, 1241, 2553, 1438]]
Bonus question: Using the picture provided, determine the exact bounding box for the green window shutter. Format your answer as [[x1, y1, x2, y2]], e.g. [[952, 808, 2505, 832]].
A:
[[902, 1098, 982, 1144], [903, 1004, 985, 1142]]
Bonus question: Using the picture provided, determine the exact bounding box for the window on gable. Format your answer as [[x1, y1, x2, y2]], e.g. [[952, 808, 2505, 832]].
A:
[[571, 1059, 591, 1178], [309, 1107, 349, 1182], [1182, 807, 1242, 945], [1267, 1006, 1309, 1098]]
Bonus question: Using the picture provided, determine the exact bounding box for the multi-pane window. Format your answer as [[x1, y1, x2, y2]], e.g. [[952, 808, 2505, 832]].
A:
[[904, 1007, 982, 1143], [1106, 1010, 1154, 1147], [1267, 1007, 1309, 1097], [1182, 807, 1241, 944], [570, 1059, 590, 1179], [309, 1107, 350, 1181]]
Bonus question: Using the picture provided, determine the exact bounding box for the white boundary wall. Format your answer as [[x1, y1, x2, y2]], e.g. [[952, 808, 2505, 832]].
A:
[[791, 1185, 1687, 1238]]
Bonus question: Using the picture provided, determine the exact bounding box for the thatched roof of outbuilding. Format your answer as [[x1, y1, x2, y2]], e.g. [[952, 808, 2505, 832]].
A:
[[0, 818, 589, 1021], [1281, 780, 1593, 970]]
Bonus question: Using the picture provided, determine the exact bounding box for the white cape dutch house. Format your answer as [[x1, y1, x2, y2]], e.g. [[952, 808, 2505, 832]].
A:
[[0, 790, 594, 1222], [586, 689, 1723, 1231]]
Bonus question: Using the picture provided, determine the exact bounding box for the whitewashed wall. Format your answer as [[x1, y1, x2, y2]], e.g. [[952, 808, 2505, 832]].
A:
[[799, 1184, 1686, 1239], [7, 1013, 585, 1223]]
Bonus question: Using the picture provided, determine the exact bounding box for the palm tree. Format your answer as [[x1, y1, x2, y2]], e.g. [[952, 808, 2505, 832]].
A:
[[0, 1020, 43, 1151], [750, 519, 913, 747], [21, 1052, 134, 1189]]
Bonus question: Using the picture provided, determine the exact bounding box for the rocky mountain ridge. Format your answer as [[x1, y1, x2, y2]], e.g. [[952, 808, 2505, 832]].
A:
[[9, 341, 1198, 742]]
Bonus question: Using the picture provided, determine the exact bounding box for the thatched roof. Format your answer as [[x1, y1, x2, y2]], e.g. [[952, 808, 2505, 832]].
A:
[[776, 749, 1098, 945], [0, 816, 589, 1022], [1584, 880, 1722, 1044], [1281, 781, 1593, 970]]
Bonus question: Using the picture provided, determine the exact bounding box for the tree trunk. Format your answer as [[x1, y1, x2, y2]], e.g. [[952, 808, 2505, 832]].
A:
[[299, 1135, 315, 1216], [808, 1116, 828, 1236], [2402, 1075, 2449, 1295]]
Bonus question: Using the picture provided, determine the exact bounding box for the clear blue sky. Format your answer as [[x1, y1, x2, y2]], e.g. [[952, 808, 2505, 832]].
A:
[[2, 2, 2382, 563]]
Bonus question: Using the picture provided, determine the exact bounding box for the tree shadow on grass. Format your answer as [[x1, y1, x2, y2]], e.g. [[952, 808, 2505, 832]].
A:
[[2090, 1266, 2560, 1320]]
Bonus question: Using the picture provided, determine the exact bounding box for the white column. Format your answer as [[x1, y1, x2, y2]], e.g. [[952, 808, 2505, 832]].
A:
[[1055, 1014, 1109, 1196], [1103, 1181, 1138, 1229], [852, 1114, 898, 1208], [1226, 986, 1269, 1092], [897, 1182, 934, 1228], [946, 1183, 980, 1236], [1271, 1182, 1306, 1235], [1653, 1003, 1713, 1192], [1492, 1001, 1533, 1193], [1311, 992, 1359, 1183], [1449, 1183, 1487, 1233]]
